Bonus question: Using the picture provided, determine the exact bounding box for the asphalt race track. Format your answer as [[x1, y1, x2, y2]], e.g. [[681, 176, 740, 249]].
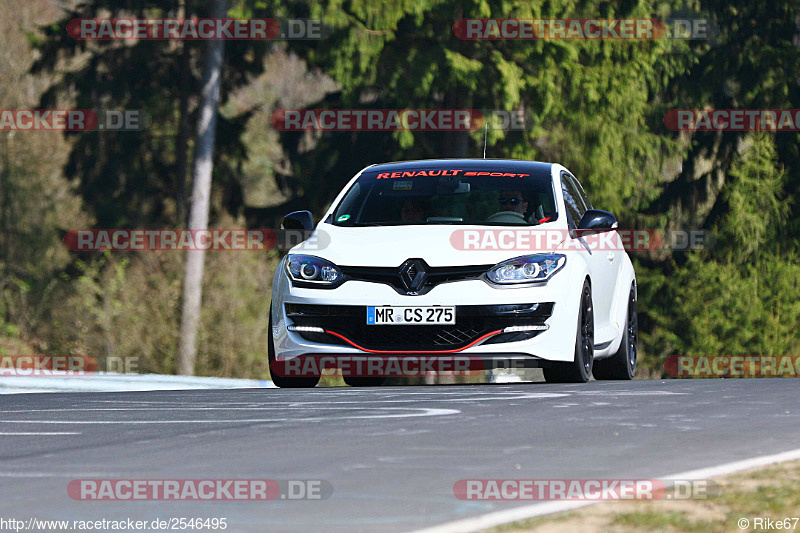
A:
[[1, 379, 799, 532]]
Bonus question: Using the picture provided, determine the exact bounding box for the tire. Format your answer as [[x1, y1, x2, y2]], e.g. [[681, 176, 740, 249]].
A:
[[343, 376, 386, 387], [543, 279, 594, 383], [593, 283, 637, 380], [268, 306, 320, 388]]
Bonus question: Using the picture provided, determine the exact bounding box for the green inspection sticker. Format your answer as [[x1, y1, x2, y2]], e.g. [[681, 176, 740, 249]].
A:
[[337, 214, 351, 222]]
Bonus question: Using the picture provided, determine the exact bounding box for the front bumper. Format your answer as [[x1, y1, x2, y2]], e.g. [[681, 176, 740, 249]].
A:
[[271, 265, 582, 364], [285, 302, 553, 352]]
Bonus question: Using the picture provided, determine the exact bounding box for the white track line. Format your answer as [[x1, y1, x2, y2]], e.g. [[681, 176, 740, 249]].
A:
[[410, 447, 800, 533], [0, 432, 81, 436], [0, 406, 459, 424]]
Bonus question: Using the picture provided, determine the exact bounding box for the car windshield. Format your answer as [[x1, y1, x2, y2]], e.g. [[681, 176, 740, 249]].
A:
[[331, 167, 558, 226]]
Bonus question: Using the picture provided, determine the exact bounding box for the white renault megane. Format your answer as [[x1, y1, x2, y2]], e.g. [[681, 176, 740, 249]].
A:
[[269, 159, 637, 387]]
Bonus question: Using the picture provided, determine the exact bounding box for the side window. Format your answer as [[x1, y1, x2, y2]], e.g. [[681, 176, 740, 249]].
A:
[[571, 176, 593, 210], [560, 173, 586, 228]]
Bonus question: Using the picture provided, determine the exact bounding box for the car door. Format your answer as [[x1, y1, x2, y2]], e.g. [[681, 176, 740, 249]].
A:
[[570, 174, 623, 297], [560, 172, 614, 330]]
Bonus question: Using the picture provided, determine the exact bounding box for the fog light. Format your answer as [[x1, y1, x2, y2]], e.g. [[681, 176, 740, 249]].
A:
[[287, 325, 325, 333], [502, 324, 549, 333]]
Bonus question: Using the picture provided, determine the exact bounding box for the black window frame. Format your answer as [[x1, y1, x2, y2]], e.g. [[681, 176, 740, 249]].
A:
[[560, 171, 588, 229]]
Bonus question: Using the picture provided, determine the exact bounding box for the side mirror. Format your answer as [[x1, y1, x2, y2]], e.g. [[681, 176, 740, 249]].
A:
[[282, 210, 313, 231], [578, 209, 618, 231]]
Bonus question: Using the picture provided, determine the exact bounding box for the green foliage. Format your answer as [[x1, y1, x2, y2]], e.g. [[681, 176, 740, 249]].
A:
[[639, 253, 800, 373], [716, 133, 790, 260], [3, 0, 799, 380], [40, 231, 279, 378], [278, 0, 698, 225], [638, 134, 799, 374], [30, 0, 273, 228]]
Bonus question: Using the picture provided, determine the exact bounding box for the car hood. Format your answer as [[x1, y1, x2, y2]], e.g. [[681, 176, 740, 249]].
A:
[[291, 224, 566, 267]]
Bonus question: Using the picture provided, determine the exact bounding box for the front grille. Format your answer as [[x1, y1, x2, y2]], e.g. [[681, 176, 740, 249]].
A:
[[285, 303, 554, 351], [339, 264, 491, 295]]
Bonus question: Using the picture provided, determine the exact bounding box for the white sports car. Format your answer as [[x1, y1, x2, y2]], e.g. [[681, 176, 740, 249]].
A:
[[269, 159, 637, 387]]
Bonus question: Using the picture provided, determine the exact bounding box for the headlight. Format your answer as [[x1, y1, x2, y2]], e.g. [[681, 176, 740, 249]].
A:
[[487, 254, 566, 284], [286, 255, 342, 285]]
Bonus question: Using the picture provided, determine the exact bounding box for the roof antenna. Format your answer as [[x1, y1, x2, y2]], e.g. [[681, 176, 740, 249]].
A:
[[483, 120, 488, 159]]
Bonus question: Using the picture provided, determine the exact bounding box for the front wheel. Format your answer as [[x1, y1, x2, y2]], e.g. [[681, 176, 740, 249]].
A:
[[268, 306, 320, 388], [593, 283, 637, 380], [543, 279, 594, 383]]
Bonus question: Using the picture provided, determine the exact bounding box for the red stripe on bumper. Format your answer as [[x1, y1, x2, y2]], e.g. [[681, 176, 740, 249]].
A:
[[323, 329, 503, 354]]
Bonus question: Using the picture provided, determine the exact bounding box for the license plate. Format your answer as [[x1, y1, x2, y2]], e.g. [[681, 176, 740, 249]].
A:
[[366, 306, 456, 325]]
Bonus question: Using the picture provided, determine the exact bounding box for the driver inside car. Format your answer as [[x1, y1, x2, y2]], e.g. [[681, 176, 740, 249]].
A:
[[400, 197, 429, 222], [486, 190, 529, 224]]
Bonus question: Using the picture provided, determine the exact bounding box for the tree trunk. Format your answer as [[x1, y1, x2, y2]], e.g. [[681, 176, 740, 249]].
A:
[[175, 0, 194, 226], [0, 133, 12, 323], [176, 0, 227, 376]]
